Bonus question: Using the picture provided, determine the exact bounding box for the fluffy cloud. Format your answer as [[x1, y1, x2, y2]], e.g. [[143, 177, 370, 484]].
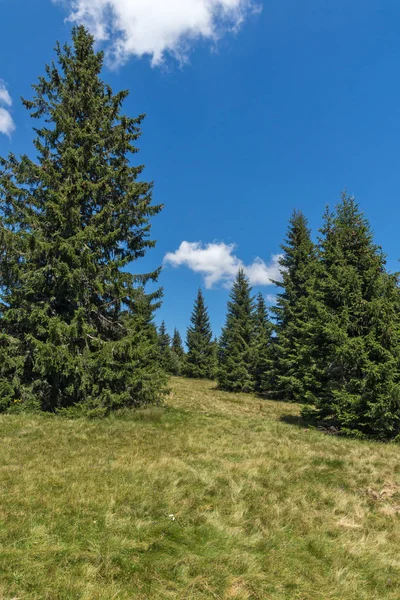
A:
[[0, 81, 15, 137], [164, 241, 282, 288], [0, 81, 12, 107], [54, 0, 259, 66]]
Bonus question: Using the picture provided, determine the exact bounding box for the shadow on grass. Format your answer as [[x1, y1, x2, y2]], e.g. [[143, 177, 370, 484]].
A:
[[280, 413, 309, 429], [280, 412, 344, 437]]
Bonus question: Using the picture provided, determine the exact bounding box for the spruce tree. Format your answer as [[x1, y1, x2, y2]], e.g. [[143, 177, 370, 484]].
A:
[[0, 27, 167, 414], [158, 321, 174, 373], [304, 193, 400, 439], [185, 289, 215, 379], [211, 337, 219, 371], [171, 328, 185, 359], [169, 328, 185, 376], [218, 269, 255, 392], [158, 321, 171, 350], [271, 210, 317, 401], [251, 293, 273, 394]]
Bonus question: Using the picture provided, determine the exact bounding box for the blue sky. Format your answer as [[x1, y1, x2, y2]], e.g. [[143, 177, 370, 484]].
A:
[[1, 0, 400, 339]]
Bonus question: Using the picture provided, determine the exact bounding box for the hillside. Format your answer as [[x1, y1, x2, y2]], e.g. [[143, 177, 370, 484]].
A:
[[0, 377, 399, 599]]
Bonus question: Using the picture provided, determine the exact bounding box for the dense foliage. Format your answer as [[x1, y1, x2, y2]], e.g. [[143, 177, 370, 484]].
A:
[[0, 27, 167, 415]]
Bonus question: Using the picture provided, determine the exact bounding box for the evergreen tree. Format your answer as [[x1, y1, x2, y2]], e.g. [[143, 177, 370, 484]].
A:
[[185, 289, 215, 379], [304, 193, 400, 439], [169, 328, 185, 376], [158, 321, 181, 375], [158, 321, 175, 373], [211, 337, 219, 372], [171, 328, 185, 359], [271, 210, 317, 401], [251, 293, 273, 394], [0, 27, 167, 414], [158, 321, 171, 349], [218, 269, 255, 392]]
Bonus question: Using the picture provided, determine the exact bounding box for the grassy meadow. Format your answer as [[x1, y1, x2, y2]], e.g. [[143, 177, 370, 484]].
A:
[[0, 377, 400, 599]]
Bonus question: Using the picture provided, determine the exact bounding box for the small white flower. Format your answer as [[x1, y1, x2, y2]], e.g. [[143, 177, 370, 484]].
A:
[[168, 514, 176, 521]]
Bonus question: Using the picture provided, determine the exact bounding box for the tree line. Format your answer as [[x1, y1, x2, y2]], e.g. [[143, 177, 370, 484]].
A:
[[157, 289, 217, 379], [164, 197, 400, 440]]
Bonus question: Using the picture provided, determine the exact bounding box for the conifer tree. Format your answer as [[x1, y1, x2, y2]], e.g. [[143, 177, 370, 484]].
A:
[[211, 337, 219, 371], [158, 321, 173, 371], [218, 269, 255, 392], [185, 289, 215, 379], [304, 193, 400, 439], [171, 328, 185, 360], [251, 293, 273, 394], [158, 321, 171, 349], [0, 27, 167, 414], [169, 328, 185, 376], [271, 210, 316, 401]]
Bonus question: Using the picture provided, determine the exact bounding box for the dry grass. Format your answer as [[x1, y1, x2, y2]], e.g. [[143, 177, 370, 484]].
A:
[[0, 377, 400, 599]]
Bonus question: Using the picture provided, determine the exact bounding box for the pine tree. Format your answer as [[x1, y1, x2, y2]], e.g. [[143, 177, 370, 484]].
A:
[[271, 210, 317, 401], [0, 27, 167, 414], [304, 193, 400, 439], [218, 269, 255, 392], [185, 289, 215, 379], [251, 293, 273, 394]]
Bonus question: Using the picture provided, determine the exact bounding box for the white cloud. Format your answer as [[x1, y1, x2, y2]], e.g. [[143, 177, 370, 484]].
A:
[[0, 81, 15, 137], [265, 294, 277, 305], [0, 81, 12, 107], [0, 109, 15, 137], [164, 241, 282, 288], [245, 256, 281, 286], [54, 0, 260, 66]]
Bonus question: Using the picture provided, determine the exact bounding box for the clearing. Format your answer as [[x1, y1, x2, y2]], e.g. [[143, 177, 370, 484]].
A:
[[0, 377, 399, 599]]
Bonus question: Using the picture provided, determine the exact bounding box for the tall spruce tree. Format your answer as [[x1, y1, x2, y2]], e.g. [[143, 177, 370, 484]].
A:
[[251, 293, 273, 394], [304, 193, 400, 439], [218, 269, 255, 392], [185, 289, 215, 379], [271, 210, 316, 401], [0, 27, 167, 414]]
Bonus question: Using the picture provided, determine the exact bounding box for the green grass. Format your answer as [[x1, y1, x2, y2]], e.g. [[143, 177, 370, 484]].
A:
[[1, 377, 400, 599]]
